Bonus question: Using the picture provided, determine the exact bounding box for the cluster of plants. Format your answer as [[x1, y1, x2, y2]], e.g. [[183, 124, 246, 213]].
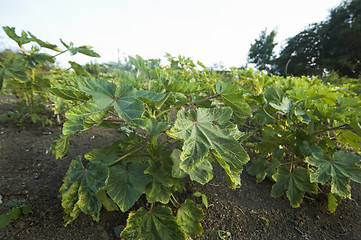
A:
[[234, 71, 361, 212], [1, 26, 361, 239], [0, 199, 31, 229], [0, 26, 100, 125]]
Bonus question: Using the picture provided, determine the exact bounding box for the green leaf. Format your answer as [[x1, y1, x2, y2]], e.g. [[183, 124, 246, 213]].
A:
[[171, 149, 213, 185], [246, 158, 267, 183], [20, 205, 32, 215], [269, 96, 293, 113], [69, 61, 92, 77], [144, 163, 174, 204], [3, 26, 31, 46], [62, 102, 106, 135], [167, 108, 249, 189], [271, 166, 318, 208], [337, 130, 361, 151], [76, 45, 100, 57], [0, 214, 11, 229], [294, 106, 311, 124], [142, 118, 168, 137], [6, 199, 19, 208], [105, 161, 151, 212], [60, 156, 108, 225], [306, 150, 361, 198], [75, 78, 144, 126], [350, 121, 361, 136], [27, 31, 62, 52], [264, 86, 285, 105], [84, 147, 118, 165], [176, 199, 204, 238], [8, 207, 22, 220], [60, 39, 70, 49], [49, 86, 90, 101], [136, 89, 166, 102], [217, 81, 252, 125], [193, 192, 208, 208], [52, 134, 69, 159], [156, 67, 206, 94], [328, 193, 339, 213], [121, 205, 185, 240]]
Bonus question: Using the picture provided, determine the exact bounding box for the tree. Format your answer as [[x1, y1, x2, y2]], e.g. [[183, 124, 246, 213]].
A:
[[273, 0, 361, 77], [320, 0, 361, 77], [247, 29, 277, 74], [273, 23, 324, 76]]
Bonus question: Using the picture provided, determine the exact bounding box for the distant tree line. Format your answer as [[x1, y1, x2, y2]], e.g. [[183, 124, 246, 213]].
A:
[[248, 0, 361, 78]]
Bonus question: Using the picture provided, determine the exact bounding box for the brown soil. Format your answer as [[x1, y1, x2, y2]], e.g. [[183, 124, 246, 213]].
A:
[[0, 98, 361, 240]]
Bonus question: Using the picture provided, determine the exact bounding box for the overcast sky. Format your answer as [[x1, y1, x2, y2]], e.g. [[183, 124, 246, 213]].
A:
[[0, 0, 342, 68]]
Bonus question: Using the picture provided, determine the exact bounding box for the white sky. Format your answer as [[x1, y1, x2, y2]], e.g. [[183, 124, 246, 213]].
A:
[[0, 0, 342, 68]]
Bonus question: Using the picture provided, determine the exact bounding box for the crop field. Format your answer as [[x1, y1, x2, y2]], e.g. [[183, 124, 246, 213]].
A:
[[0, 27, 361, 239]]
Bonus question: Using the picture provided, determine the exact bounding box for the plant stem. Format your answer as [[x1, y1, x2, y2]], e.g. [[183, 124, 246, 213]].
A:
[[312, 124, 350, 136], [52, 49, 69, 58], [170, 194, 180, 207], [156, 93, 221, 118], [110, 145, 146, 167], [262, 106, 277, 121], [189, 93, 221, 105], [155, 92, 171, 109]]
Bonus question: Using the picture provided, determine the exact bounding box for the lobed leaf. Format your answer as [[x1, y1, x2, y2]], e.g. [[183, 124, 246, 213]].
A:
[[105, 161, 151, 212], [271, 166, 318, 208], [49, 86, 90, 101], [52, 134, 69, 159], [306, 149, 361, 198], [176, 199, 204, 238], [168, 107, 249, 189], [217, 81, 252, 125], [171, 149, 213, 185], [144, 163, 175, 204], [60, 156, 108, 225], [121, 205, 185, 240]]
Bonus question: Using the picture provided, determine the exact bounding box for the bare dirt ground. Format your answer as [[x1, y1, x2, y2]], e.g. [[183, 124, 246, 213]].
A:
[[1, 98, 361, 240]]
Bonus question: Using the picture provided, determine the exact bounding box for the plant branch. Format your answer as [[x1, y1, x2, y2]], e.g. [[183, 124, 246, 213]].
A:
[[312, 124, 351, 136], [52, 49, 69, 58]]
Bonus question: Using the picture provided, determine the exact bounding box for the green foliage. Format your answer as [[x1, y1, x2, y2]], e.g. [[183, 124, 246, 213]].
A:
[[272, 0, 361, 77], [243, 71, 361, 211], [121, 206, 185, 240], [3, 27, 358, 236], [60, 156, 108, 225], [52, 54, 251, 238], [306, 148, 361, 198], [105, 161, 151, 212], [0, 26, 99, 125], [176, 199, 204, 238], [0, 199, 32, 229], [247, 28, 277, 74]]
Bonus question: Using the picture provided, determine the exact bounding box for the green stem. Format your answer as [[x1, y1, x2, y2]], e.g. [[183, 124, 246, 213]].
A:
[[171, 194, 180, 206], [312, 124, 350, 136], [169, 194, 180, 208], [52, 49, 69, 58], [110, 145, 146, 167], [155, 92, 171, 109], [156, 93, 221, 118], [149, 203, 154, 213], [189, 93, 221, 105], [262, 106, 277, 121]]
